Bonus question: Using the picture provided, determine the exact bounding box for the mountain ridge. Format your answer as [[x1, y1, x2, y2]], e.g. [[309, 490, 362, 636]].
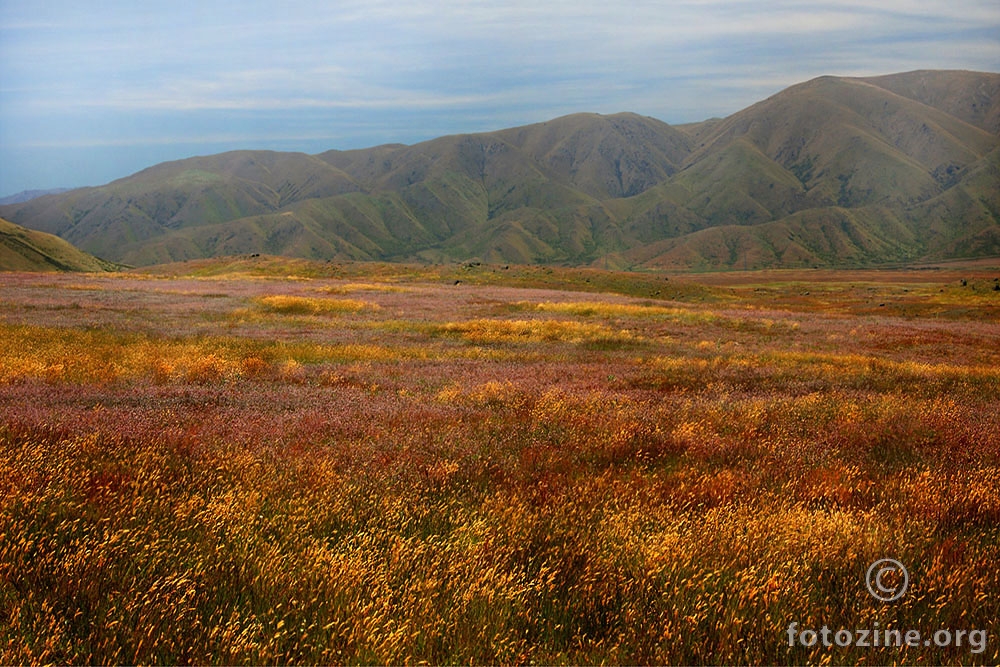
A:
[[0, 188, 72, 205], [3, 69, 998, 270]]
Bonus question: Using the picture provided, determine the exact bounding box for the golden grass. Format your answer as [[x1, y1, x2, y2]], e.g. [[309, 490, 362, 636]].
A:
[[1, 267, 998, 664], [256, 295, 379, 315], [515, 300, 802, 333], [317, 282, 410, 294], [0, 323, 434, 385], [438, 318, 635, 345], [515, 300, 721, 324]]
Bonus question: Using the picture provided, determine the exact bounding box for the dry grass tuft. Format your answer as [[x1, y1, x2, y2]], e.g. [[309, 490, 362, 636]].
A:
[[318, 282, 409, 294], [256, 295, 379, 315], [439, 318, 635, 345]]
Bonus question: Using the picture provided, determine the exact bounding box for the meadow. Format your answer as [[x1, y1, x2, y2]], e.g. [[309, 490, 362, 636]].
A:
[[1, 257, 999, 664]]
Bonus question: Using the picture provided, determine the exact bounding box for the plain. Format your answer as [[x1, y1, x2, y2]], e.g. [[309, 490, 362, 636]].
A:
[[1, 257, 999, 664]]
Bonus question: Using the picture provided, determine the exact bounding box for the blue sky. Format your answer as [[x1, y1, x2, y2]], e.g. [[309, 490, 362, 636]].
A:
[[1, 0, 998, 196]]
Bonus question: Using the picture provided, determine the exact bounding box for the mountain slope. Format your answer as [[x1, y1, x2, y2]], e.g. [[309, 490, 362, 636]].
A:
[[2, 70, 998, 270], [2, 151, 361, 263], [861, 69, 1000, 134], [0, 218, 118, 272], [683, 75, 995, 204]]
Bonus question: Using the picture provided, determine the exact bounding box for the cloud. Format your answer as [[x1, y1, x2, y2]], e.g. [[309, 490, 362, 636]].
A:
[[1, 0, 998, 193]]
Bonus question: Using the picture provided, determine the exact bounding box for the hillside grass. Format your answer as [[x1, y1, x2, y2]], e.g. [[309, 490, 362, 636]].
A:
[[0, 218, 120, 273]]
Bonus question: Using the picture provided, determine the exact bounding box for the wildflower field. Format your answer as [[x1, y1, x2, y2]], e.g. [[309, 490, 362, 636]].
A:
[[1, 257, 999, 664]]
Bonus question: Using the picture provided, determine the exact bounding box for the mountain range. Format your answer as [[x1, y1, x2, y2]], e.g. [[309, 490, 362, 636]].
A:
[[3, 69, 998, 270]]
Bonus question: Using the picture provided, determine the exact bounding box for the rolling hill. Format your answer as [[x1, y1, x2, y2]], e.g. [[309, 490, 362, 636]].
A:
[[3, 69, 998, 270], [0, 218, 119, 272]]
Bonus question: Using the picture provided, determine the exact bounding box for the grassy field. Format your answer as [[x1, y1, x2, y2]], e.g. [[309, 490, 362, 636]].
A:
[[1, 257, 999, 664]]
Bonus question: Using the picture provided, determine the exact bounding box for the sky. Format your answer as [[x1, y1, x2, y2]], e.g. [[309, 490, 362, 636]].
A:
[[1, 0, 998, 196]]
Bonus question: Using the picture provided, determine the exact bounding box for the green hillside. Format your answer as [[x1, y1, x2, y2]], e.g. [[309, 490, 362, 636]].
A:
[[2, 70, 997, 270], [861, 69, 1000, 134], [0, 218, 118, 272]]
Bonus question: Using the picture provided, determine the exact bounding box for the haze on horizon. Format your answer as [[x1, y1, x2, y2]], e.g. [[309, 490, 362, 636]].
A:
[[1, 0, 998, 197]]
